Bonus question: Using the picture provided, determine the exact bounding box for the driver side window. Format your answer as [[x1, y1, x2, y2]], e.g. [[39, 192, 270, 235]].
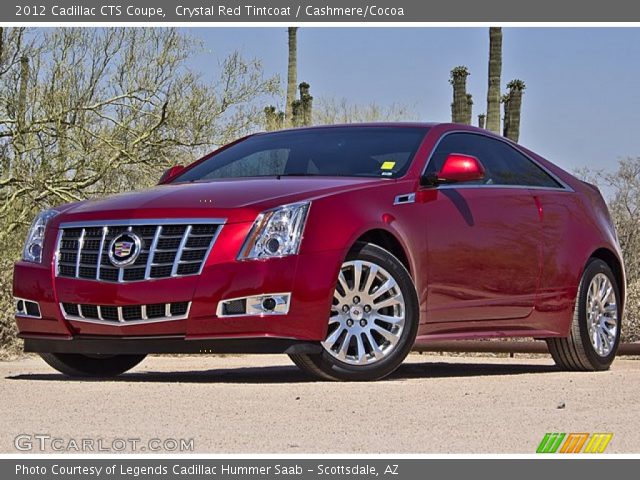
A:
[[425, 133, 484, 184], [424, 132, 562, 188]]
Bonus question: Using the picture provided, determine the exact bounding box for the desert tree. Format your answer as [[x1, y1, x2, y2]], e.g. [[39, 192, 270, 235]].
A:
[[0, 27, 278, 353], [313, 97, 417, 125]]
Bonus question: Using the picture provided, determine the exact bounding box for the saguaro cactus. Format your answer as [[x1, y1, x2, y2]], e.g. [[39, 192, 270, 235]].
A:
[[486, 27, 502, 134], [286, 27, 298, 127], [450, 66, 470, 124], [299, 82, 313, 126], [465, 94, 473, 125], [291, 100, 303, 127], [503, 80, 526, 142], [501, 93, 511, 139]]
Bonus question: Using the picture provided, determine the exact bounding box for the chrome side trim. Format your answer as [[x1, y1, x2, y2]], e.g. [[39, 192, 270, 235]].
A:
[[60, 302, 191, 326], [420, 130, 574, 192], [435, 184, 569, 191], [394, 193, 416, 205], [58, 218, 227, 229]]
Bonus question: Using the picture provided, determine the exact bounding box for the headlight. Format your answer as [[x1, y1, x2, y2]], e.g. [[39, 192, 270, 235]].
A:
[[22, 209, 58, 263], [238, 202, 310, 260]]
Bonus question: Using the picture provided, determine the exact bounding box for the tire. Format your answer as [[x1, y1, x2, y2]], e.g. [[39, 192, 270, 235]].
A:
[[546, 258, 621, 371], [290, 242, 419, 381], [39, 353, 146, 378]]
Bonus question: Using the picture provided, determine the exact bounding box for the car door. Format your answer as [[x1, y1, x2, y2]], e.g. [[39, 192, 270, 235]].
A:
[[420, 132, 543, 322]]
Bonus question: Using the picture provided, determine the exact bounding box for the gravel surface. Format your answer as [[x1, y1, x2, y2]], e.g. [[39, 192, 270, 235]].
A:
[[1, 353, 638, 454]]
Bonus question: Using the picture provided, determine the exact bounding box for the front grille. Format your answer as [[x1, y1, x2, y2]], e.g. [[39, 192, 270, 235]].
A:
[[55, 220, 223, 283], [60, 301, 190, 325]]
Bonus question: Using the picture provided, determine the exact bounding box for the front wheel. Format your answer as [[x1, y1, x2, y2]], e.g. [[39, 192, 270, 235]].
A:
[[546, 258, 622, 371], [39, 353, 147, 378], [290, 242, 419, 381]]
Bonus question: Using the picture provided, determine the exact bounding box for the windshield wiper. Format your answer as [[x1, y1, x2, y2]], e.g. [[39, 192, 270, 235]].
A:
[[276, 173, 322, 179]]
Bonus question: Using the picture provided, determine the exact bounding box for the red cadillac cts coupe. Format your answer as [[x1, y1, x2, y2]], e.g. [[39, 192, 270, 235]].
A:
[[14, 123, 625, 381]]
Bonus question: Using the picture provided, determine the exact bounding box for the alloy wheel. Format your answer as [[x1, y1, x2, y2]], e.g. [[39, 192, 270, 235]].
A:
[[586, 273, 618, 357], [322, 260, 406, 365]]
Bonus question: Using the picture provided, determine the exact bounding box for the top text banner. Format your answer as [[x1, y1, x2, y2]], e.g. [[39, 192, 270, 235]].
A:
[[7, 0, 640, 23]]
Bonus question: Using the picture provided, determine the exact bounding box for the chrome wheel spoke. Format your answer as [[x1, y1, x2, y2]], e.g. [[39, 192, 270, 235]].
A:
[[374, 294, 403, 311], [376, 313, 404, 325], [371, 279, 395, 301], [337, 271, 350, 295], [372, 326, 399, 346], [352, 261, 363, 293], [354, 334, 367, 364], [362, 265, 379, 296], [323, 325, 344, 349], [337, 332, 351, 361], [365, 331, 384, 359], [321, 259, 406, 366]]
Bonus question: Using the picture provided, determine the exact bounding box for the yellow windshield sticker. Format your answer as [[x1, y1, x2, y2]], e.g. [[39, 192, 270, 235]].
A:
[[381, 161, 396, 170]]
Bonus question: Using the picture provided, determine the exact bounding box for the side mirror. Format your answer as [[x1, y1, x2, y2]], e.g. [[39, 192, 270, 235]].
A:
[[422, 153, 485, 186], [158, 165, 185, 185]]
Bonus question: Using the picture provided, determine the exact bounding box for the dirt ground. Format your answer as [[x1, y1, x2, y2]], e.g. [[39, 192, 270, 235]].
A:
[[0, 353, 638, 454]]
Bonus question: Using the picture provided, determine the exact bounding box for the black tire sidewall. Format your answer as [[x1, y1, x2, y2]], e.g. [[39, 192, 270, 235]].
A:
[[311, 242, 419, 381], [41, 353, 146, 377], [576, 259, 621, 369]]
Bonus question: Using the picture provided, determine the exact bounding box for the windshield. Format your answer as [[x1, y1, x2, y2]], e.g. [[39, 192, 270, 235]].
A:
[[173, 127, 429, 182]]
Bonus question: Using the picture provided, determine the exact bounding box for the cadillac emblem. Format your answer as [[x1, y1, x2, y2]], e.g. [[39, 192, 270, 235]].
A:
[[108, 232, 142, 267]]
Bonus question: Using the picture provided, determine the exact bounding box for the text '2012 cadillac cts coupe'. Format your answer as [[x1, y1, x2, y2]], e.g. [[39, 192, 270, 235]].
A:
[[14, 123, 625, 381]]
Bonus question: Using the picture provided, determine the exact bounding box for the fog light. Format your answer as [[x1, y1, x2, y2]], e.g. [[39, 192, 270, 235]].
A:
[[262, 297, 277, 311], [217, 293, 291, 317], [15, 297, 41, 318]]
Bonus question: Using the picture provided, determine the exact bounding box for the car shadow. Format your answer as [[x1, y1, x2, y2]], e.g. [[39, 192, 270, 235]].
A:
[[6, 360, 558, 384]]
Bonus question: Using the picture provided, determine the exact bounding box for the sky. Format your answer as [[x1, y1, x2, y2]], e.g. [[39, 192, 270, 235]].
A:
[[187, 27, 640, 177]]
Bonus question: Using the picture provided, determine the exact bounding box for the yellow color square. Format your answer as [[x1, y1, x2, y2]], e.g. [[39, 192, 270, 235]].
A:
[[381, 161, 396, 170]]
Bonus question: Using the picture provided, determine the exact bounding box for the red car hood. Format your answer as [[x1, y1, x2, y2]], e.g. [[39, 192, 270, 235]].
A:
[[56, 177, 382, 224]]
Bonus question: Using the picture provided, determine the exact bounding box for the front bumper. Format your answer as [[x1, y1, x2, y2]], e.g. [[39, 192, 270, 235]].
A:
[[14, 223, 345, 351], [21, 335, 322, 355]]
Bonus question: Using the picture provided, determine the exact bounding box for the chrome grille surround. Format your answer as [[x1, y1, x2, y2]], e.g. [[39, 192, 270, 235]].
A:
[[54, 219, 225, 283], [60, 301, 191, 326]]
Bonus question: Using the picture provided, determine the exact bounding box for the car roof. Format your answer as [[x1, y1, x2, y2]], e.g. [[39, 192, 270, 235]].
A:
[[254, 122, 497, 136], [257, 122, 437, 133]]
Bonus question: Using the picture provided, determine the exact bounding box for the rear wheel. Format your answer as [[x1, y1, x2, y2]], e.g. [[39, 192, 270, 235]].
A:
[[39, 353, 146, 378], [290, 242, 419, 381], [546, 258, 621, 371]]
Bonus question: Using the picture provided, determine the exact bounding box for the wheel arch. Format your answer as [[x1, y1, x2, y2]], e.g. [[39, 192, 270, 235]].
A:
[[589, 247, 625, 310], [352, 228, 413, 277]]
